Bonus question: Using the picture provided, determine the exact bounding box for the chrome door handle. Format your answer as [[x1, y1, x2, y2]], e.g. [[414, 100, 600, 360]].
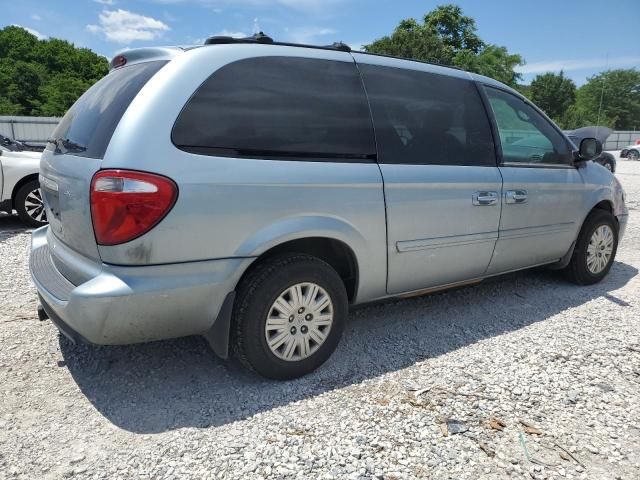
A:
[[505, 190, 528, 204], [472, 191, 498, 206]]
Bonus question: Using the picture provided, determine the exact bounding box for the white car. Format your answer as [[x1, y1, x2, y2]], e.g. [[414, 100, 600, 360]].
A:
[[0, 138, 46, 227], [621, 143, 640, 161]]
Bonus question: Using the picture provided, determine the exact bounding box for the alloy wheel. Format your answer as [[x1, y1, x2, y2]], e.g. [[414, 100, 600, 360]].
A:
[[24, 188, 47, 223]]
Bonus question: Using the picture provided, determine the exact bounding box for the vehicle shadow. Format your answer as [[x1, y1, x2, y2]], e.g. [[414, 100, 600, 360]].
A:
[[0, 213, 31, 241], [61, 260, 637, 434]]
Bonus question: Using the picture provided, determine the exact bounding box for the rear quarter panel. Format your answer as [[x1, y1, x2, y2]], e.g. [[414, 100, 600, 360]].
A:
[[98, 45, 388, 303]]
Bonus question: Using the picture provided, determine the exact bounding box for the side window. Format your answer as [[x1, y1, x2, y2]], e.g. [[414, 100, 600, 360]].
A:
[[172, 56, 375, 160], [483, 87, 572, 165], [359, 64, 496, 166]]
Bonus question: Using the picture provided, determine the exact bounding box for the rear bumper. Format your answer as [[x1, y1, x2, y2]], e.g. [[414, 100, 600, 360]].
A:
[[29, 226, 251, 345]]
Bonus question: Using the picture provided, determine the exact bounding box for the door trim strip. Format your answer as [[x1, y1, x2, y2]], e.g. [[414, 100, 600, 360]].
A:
[[499, 222, 575, 240], [396, 231, 498, 253]]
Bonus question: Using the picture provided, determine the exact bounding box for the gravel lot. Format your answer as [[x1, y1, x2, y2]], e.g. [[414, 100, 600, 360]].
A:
[[1, 160, 639, 480]]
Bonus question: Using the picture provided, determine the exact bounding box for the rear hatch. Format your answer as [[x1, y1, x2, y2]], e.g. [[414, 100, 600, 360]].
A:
[[40, 60, 168, 260]]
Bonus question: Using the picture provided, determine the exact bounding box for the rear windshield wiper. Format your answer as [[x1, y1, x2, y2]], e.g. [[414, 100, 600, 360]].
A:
[[49, 138, 87, 154]]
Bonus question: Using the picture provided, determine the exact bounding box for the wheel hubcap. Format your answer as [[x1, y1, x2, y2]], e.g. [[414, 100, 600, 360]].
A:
[[586, 224, 614, 274], [24, 188, 47, 223], [264, 282, 333, 362]]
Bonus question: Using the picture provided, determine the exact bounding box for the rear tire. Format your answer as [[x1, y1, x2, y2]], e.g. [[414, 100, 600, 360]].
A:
[[565, 210, 618, 285], [232, 254, 348, 380], [628, 150, 640, 161], [15, 180, 47, 228]]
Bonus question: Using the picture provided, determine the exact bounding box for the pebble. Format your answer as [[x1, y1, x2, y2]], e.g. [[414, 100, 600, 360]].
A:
[[1, 161, 640, 479]]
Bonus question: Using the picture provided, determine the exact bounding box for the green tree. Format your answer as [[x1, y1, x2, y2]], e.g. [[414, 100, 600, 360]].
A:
[[529, 71, 576, 123], [570, 69, 640, 130], [38, 74, 92, 116], [0, 25, 108, 116], [423, 4, 483, 59], [454, 45, 523, 87], [365, 4, 524, 87]]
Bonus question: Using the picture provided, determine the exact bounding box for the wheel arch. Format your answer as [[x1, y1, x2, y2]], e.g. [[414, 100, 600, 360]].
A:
[[584, 199, 618, 230], [241, 236, 359, 303], [11, 173, 39, 204], [234, 215, 369, 303]]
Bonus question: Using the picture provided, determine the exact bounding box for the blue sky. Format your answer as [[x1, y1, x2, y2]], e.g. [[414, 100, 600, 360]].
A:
[[4, 0, 639, 85]]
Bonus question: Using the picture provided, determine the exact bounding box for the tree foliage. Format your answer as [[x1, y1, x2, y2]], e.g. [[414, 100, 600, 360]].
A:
[[530, 69, 640, 130], [0, 26, 108, 116], [571, 69, 640, 130], [530, 71, 576, 121], [364, 4, 524, 87]]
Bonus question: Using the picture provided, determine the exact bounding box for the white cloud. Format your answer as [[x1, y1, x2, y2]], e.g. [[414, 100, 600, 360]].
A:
[[11, 24, 47, 40], [516, 56, 640, 74], [31, 14, 41, 21], [286, 27, 335, 44], [94, 0, 117, 5], [86, 9, 170, 44], [214, 29, 248, 38]]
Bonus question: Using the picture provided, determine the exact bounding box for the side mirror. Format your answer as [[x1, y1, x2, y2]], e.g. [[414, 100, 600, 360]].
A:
[[578, 138, 602, 161]]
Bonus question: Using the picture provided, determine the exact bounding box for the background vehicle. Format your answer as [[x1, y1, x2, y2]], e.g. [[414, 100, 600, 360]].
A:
[[566, 127, 617, 172], [621, 142, 640, 161], [0, 135, 46, 227], [29, 36, 628, 379]]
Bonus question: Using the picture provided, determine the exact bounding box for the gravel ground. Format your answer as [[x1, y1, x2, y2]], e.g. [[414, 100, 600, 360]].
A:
[[1, 161, 639, 480]]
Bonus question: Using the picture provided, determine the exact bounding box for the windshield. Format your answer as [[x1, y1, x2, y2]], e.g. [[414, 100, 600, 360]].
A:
[[48, 61, 167, 159]]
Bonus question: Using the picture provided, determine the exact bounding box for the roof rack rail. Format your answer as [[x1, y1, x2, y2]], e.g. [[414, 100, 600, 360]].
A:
[[205, 32, 274, 45], [201, 33, 461, 72], [203, 32, 353, 53], [323, 42, 351, 52], [201, 33, 464, 72]]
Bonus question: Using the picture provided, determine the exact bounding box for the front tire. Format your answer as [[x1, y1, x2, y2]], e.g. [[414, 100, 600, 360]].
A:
[[565, 210, 618, 285], [15, 180, 47, 228], [232, 254, 348, 380], [628, 150, 640, 161]]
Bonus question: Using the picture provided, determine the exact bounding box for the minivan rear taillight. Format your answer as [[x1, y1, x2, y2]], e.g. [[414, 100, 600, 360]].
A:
[[90, 170, 178, 246]]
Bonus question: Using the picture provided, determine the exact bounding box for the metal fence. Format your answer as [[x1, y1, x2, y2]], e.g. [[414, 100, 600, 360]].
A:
[[603, 131, 640, 151], [2, 115, 639, 152], [0, 116, 61, 146]]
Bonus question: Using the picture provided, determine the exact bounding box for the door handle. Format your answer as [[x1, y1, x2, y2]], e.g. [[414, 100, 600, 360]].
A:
[[472, 191, 498, 206], [505, 190, 528, 204]]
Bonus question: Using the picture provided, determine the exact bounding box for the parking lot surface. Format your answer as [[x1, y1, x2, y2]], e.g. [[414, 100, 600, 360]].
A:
[[1, 161, 639, 480]]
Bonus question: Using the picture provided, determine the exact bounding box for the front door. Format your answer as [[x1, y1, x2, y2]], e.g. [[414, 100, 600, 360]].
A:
[[355, 57, 502, 294], [481, 86, 585, 274]]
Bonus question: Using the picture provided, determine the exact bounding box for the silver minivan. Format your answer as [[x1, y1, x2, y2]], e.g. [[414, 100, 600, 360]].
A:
[[30, 35, 628, 379]]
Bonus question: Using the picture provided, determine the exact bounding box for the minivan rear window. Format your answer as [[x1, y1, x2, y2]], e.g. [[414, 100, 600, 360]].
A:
[[48, 61, 167, 159], [172, 56, 376, 161]]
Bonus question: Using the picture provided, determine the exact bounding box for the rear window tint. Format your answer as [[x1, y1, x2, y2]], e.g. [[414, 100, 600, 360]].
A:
[[48, 61, 167, 159], [359, 64, 496, 166], [172, 56, 375, 161]]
